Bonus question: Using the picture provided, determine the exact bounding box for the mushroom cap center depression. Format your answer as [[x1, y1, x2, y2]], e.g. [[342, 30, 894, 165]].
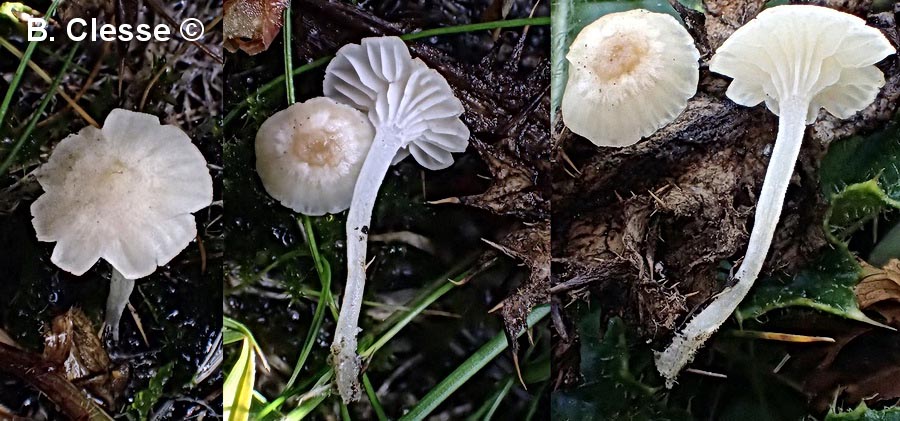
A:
[[594, 32, 649, 82], [291, 124, 345, 168], [79, 157, 143, 208]]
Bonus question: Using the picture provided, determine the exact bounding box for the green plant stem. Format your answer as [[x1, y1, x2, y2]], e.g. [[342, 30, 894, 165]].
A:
[[295, 286, 460, 316], [281, 371, 334, 421], [399, 304, 550, 421], [276, 262, 481, 418], [406, 17, 549, 39], [360, 277, 460, 359], [223, 17, 550, 126], [340, 402, 351, 421], [0, 43, 76, 175], [299, 216, 336, 315], [550, 0, 570, 125], [0, 0, 63, 132], [280, 15, 339, 396], [523, 381, 548, 421], [483, 377, 515, 421], [258, 249, 308, 278], [284, 259, 330, 390], [362, 374, 388, 421], [283, 6, 295, 104]]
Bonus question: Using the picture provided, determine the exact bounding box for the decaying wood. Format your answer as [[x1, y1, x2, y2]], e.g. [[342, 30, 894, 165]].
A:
[[551, 4, 900, 339]]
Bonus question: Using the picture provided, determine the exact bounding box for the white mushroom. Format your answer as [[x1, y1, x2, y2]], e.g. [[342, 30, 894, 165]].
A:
[[323, 36, 470, 402], [562, 9, 700, 147], [656, 5, 896, 386], [31, 109, 213, 338], [256, 97, 374, 215]]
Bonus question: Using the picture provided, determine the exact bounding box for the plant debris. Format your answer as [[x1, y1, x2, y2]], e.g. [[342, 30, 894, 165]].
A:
[[224, 0, 289, 55]]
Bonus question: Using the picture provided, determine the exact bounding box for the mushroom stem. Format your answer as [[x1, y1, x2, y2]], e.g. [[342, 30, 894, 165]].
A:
[[105, 268, 135, 341], [655, 97, 809, 386], [332, 130, 403, 402]]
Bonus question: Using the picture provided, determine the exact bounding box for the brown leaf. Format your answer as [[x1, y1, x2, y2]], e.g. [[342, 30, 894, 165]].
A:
[[224, 0, 290, 55], [491, 222, 550, 370], [855, 259, 900, 329], [458, 138, 549, 222], [798, 327, 900, 412], [856, 259, 900, 309]]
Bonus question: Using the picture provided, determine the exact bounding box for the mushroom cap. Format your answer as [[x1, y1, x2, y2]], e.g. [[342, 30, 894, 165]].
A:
[[709, 5, 896, 123], [562, 9, 700, 147], [255, 97, 375, 215], [323, 36, 470, 170], [30, 109, 213, 279]]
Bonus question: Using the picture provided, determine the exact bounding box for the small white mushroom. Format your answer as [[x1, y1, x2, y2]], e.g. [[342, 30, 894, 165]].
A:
[[31, 109, 213, 338], [656, 5, 896, 386], [323, 36, 470, 402], [562, 9, 700, 147], [255, 97, 374, 215]]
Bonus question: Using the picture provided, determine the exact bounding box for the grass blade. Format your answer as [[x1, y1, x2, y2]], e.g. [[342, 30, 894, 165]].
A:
[[223, 317, 270, 371], [0, 0, 63, 128], [0, 43, 77, 174], [483, 377, 515, 421], [399, 304, 550, 421], [363, 373, 389, 421], [283, 5, 295, 104]]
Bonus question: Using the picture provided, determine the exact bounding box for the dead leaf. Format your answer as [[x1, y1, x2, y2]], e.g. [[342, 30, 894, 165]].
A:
[[799, 328, 900, 412], [458, 138, 548, 222], [224, 0, 289, 55], [490, 221, 550, 376], [855, 259, 900, 329]]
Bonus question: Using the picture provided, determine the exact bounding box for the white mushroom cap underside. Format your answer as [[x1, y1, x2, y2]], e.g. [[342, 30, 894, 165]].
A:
[[710, 5, 896, 123], [256, 97, 374, 215], [562, 9, 700, 147], [323, 36, 470, 170], [31, 109, 213, 279]]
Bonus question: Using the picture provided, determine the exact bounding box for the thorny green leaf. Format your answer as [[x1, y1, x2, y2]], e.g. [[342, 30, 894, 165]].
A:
[[826, 403, 900, 421], [821, 118, 900, 242], [736, 245, 888, 327], [826, 180, 899, 242]]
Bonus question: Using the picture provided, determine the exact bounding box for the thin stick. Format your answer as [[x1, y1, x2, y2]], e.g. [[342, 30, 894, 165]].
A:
[[0, 37, 99, 127]]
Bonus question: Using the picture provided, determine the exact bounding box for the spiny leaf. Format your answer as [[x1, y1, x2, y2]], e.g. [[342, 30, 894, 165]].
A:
[[820, 118, 900, 202], [820, 118, 900, 242], [736, 246, 889, 328], [826, 179, 899, 242], [826, 402, 900, 421]]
